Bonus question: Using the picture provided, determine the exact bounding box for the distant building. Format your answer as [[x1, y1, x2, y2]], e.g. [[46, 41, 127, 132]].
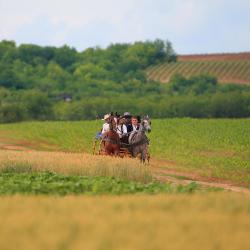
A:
[[54, 93, 72, 102]]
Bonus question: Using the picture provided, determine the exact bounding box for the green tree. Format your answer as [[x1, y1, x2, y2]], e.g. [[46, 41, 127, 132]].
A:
[[22, 91, 54, 120]]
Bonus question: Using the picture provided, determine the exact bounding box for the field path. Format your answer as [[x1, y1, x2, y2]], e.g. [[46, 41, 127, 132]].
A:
[[0, 134, 59, 151], [0, 136, 249, 194], [150, 158, 250, 194], [151, 166, 250, 194]]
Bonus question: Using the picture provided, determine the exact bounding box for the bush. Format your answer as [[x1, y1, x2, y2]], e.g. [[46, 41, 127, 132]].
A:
[[210, 92, 249, 118], [0, 104, 26, 123]]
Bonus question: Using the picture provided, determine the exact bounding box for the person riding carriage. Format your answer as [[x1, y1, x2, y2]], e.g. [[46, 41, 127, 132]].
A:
[[116, 117, 127, 139], [101, 114, 111, 136]]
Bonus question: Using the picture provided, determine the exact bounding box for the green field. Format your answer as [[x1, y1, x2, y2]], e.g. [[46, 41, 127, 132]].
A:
[[146, 61, 250, 85], [0, 118, 249, 185], [0, 171, 200, 196]]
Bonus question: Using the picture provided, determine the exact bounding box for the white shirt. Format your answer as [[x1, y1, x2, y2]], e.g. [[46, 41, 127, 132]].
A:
[[116, 124, 127, 138], [101, 123, 110, 134], [132, 124, 138, 131]]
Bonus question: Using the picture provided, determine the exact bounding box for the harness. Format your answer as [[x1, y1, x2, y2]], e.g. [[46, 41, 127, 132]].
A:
[[116, 125, 124, 135]]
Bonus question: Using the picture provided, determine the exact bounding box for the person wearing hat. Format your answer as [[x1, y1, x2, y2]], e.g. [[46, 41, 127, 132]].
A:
[[101, 114, 110, 135]]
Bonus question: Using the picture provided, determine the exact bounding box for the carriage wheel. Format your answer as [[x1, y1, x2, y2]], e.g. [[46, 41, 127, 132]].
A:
[[98, 140, 106, 155], [92, 140, 98, 155]]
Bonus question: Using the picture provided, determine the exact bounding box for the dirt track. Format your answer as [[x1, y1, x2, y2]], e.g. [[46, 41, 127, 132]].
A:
[[151, 165, 250, 195], [0, 138, 249, 195]]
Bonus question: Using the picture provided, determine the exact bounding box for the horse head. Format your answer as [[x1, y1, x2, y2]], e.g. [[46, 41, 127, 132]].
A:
[[141, 115, 151, 133], [108, 116, 117, 131]]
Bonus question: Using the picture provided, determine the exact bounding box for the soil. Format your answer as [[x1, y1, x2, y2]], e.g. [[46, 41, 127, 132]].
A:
[[151, 165, 250, 195]]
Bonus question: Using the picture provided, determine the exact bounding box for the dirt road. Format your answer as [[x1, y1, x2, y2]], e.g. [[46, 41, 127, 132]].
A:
[[0, 137, 249, 194]]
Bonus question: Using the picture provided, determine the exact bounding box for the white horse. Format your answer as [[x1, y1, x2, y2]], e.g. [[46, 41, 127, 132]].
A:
[[128, 115, 151, 163]]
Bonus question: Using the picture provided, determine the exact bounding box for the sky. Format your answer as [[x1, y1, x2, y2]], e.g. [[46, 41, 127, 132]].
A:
[[0, 0, 250, 54]]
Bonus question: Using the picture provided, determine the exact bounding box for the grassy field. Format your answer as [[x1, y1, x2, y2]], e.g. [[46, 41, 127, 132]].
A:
[[0, 118, 249, 250], [0, 118, 249, 185], [0, 194, 249, 250], [0, 150, 217, 195]]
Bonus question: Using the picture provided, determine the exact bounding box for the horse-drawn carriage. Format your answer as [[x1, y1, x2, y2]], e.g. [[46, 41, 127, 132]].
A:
[[92, 115, 151, 163]]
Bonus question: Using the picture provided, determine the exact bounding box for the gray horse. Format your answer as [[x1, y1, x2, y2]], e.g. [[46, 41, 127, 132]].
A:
[[128, 115, 151, 163]]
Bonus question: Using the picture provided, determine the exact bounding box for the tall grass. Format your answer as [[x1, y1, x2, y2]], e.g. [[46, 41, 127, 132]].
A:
[[0, 150, 152, 183]]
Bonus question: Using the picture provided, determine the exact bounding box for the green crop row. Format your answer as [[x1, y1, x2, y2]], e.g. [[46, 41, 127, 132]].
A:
[[147, 61, 250, 84]]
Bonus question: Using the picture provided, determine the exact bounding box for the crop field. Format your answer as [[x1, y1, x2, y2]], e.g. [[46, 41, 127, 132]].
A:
[[146, 60, 250, 85], [0, 118, 249, 185], [147, 52, 250, 85], [0, 118, 250, 250]]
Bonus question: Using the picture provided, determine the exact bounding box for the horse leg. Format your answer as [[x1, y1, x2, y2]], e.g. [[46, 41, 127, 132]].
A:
[[114, 146, 120, 157], [105, 144, 113, 156], [140, 154, 145, 164], [141, 147, 147, 164], [131, 148, 138, 158], [147, 151, 150, 164], [145, 146, 150, 164]]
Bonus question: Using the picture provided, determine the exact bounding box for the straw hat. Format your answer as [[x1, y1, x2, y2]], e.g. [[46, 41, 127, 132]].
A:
[[102, 114, 110, 120]]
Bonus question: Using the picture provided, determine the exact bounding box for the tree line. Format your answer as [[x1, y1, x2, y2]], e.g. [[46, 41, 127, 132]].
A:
[[0, 39, 250, 122]]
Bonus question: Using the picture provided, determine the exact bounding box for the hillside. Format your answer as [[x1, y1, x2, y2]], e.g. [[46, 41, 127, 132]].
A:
[[1, 41, 250, 122], [146, 52, 250, 85]]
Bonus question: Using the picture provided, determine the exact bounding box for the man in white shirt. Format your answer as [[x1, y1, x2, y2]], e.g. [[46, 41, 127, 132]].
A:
[[131, 116, 139, 131], [116, 118, 127, 138]]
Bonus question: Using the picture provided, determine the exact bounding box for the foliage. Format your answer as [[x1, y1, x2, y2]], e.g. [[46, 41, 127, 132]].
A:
[[169, 74, 217, 95], [0, 39, 250, 122], [1, 90, 250, 122], [0, 171, 199, 195]]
